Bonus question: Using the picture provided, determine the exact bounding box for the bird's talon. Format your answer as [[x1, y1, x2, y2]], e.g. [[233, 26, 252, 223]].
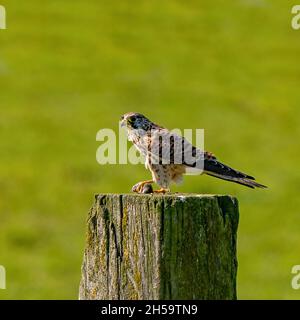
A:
[[153, 188, 169, 194], [131, 183, 142, 193]]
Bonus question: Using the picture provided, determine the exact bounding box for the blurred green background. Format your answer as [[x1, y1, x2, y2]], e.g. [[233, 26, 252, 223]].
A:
[[1, 0, 300, 299]]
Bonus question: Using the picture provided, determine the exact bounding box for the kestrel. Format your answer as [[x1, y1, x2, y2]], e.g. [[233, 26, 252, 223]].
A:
[[120, 112, 267, 193]]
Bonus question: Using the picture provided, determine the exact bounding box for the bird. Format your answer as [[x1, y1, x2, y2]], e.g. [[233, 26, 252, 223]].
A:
[[120, 112, 267, 193]]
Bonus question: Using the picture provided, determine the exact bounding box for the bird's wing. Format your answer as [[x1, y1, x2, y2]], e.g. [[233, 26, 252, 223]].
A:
[[204, 156, 254, 180], [146, 129, 204, 169]]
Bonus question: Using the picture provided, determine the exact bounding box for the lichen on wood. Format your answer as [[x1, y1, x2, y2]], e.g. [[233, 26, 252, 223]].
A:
[[79, 193, 239, 300]]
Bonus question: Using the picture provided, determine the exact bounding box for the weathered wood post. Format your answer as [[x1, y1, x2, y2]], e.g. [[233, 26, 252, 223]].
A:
[[79, 194, 239, 300]]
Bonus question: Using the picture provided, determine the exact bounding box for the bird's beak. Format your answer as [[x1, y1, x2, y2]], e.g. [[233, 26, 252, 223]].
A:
[[120, 118, 126, 128]]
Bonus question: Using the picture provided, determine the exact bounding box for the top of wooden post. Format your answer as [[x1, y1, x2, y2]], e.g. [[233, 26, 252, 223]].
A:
[[94, 192, 238, 201], [80, 192, 239, 300]]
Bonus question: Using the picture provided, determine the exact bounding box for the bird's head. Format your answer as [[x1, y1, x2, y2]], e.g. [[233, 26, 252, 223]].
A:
[[120, 112, 153, 131]]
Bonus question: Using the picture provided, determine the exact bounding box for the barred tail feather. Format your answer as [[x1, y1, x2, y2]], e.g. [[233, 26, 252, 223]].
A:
[[204, 171, 267, 189]]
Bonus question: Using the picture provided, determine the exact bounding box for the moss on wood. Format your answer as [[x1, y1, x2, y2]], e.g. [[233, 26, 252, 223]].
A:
[[79, 194, 239, 300]]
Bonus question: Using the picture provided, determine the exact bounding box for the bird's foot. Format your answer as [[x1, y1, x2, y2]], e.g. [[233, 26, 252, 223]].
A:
[[132, 180, 154, 193], [153, 188, 169, 194]]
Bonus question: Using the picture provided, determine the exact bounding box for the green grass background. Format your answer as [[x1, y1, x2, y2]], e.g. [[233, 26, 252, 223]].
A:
[[1, 0, 300, 299]]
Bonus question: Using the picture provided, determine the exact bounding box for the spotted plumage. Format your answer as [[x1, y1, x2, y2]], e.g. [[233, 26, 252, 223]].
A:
[[120, 112, 267, 193]]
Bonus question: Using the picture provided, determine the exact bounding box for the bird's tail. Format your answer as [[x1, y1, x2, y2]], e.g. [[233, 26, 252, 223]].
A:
[[204, 159, 267, 189]]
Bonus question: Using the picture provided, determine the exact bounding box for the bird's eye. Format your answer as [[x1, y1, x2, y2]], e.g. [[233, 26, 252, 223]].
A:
[[130, 116, 136, 122]]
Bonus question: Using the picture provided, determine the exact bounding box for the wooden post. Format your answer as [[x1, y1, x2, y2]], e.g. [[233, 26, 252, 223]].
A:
[[79, 194, 239, 300]]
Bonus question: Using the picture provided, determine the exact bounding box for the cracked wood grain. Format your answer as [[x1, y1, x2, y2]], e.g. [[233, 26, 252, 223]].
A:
[[79, 194, 239, 300]]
